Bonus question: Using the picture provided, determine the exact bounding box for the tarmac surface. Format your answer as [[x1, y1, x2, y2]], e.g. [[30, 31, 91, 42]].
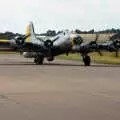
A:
[[0, 54, 120, 120]]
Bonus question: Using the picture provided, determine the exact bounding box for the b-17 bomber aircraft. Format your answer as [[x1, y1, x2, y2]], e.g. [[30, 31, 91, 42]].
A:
[[0, 22, 120, 66]]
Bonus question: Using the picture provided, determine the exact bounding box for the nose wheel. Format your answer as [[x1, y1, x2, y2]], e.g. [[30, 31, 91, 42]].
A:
[[34, 56, 44, 65], [82, 55, 91, 66]]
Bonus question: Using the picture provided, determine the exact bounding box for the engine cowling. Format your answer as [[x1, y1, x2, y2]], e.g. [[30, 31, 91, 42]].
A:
[[23, 52, 43, 58]]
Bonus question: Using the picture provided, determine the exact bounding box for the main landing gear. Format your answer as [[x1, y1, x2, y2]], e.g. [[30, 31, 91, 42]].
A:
[[82, 55, 91, 66], [34, 56, 44, 65]]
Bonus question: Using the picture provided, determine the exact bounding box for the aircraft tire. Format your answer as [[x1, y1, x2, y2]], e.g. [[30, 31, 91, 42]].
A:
[[83, 55, 91, 66], [34, 57, 44, 65]]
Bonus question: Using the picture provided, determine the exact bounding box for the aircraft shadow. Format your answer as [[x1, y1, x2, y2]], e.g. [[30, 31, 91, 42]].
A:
[[0, 62, 119, 67], [44, 63, 120, 67], [0, 62, 83, 67]]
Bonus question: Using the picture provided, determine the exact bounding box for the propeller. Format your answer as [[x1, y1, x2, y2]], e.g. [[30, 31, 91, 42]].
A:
[[109, 32, 120, 57], [72, 34, 83, 45], [112, 39, 120, 57], [90, 34, 102, 56], [15, 34, 30, 46], [44, 36, 60, 57], [13, 34, 30, 54]]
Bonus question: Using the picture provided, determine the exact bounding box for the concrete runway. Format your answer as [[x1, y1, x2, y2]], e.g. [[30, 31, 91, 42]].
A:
[[0, 54, 120, 120]]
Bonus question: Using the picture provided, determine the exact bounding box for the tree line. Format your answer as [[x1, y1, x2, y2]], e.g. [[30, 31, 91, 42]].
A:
[[0, 32, 22, 39], [0, 28, 120, 39], [75, 28, 120, 34]]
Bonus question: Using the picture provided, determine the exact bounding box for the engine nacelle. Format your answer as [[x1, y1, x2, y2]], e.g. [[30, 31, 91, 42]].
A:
[[23, 52, 43, 58], [72, 45, 80, 52]]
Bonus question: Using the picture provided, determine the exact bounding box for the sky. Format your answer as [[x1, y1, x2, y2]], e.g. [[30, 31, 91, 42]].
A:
[[0, 0, 120, 33]]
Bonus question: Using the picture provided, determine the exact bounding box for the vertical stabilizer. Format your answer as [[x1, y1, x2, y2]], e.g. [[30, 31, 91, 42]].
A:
[[25, 22, 35, 42]]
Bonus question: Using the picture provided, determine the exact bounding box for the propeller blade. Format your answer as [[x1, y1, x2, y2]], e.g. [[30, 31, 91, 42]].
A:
[[114, 46, 119, 57], [115, 50, 119, 57], [37, 37, 45, 43], [52, 36, 60, 42], [23, 34, 31, 40], [95, 34, 99, 41], [95, 34, 103, 56], [48, 47, 52, 58], [97, 50, 103, 56]]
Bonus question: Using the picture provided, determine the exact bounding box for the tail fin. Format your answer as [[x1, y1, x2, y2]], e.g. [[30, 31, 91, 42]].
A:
[[25, 22, 35, 42]]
